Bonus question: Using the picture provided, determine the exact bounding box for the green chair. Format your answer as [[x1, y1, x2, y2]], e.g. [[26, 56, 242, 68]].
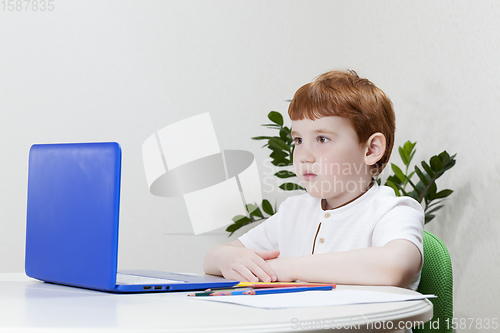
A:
[[414, 231, 453, 333]]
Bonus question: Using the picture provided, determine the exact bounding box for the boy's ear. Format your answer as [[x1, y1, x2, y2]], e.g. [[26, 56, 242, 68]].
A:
[[364, 132, 386, 166]]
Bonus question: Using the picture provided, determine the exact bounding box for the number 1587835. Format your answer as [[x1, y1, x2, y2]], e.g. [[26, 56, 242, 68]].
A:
[[2, 0, 54, 12]]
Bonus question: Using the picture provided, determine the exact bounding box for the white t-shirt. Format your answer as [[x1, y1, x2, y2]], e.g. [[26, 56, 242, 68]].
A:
[[239, 183, 425, 290]]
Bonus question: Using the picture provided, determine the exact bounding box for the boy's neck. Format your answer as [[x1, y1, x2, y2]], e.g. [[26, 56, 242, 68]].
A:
[[321, 179, 375, 210]]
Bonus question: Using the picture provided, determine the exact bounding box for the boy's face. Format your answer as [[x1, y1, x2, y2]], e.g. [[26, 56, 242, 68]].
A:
[[291, 116, 372, 208]]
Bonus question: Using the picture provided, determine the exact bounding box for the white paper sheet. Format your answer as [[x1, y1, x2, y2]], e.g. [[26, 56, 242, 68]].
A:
[[192, 289, 436, 309]]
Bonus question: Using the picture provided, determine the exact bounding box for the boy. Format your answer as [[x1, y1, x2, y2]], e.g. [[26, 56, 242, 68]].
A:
[[203, 70, 424, 290]]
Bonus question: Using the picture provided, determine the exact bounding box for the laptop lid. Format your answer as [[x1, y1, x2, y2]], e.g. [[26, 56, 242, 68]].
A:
[[26, 142, 121, 291], [25, 142, 238, 293]]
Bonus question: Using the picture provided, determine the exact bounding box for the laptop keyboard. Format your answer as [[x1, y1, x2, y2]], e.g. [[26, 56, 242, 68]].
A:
[[116, 273, 187, 285]]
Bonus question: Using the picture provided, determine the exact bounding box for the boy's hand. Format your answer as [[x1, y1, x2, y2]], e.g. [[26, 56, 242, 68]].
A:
[[218, 246, 280, 282]]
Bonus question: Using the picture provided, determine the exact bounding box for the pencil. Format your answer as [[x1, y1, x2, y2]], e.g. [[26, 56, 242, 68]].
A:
[[209, 285, 333, 296], [236, 282, 336, 289], [242, 285, 333, 295], [188, 291, 213, 297]]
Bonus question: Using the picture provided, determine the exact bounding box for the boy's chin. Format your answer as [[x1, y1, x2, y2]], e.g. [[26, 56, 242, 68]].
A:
[[302, 187, 332, 200], [299, 180, 334, 199]]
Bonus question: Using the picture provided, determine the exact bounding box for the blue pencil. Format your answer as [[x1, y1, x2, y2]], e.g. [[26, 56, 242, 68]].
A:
[[209, 285, 333, 296]]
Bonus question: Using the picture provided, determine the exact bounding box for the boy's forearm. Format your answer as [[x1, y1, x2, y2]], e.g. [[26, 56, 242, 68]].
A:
[[293, 248, 405, 286], [272, 240, 420, 287]]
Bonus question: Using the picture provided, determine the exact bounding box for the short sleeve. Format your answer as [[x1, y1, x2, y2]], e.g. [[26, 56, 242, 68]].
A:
[[238, 210, 281, 252], [372, 198, 425, 263]]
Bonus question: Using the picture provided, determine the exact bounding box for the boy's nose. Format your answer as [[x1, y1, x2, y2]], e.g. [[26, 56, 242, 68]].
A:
[[296, 148, 315, 163]]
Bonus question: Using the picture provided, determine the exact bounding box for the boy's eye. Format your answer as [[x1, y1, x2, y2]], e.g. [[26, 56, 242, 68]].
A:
[[293, 137, 302, 145], [318, 136, 330, 143]]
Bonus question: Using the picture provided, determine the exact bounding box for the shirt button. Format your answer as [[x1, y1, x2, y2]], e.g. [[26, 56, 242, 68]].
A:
[[319, 238, 325, 244], [324, 213, 330, 218]]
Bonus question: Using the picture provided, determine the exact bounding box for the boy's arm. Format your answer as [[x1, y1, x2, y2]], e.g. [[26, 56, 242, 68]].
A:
[[266, 239, 421, 287], [203, 239, 279, 282]]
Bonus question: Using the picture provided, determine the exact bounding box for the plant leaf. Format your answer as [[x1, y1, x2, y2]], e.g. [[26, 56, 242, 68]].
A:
[[275, 170, 297, 178], [408, 150, 416, 165], [421, 161, 435, 178], [441, 160, 456, 173], [386, 180, 401, 196], [426, 200, 443, 210], [279, 129, 291, 143], [268, 137, 291, 152], [406, 190, 420, 201], [268, 111, 284, 126], [408, 178, 425, 198], [262, 124, 282, 129], [232, 215, 251, 224], [262, 199, 274, 216], [279, 182, 305, 191], [426, 204, 444, 215], [399, 147, 409, 166], [225, 223, 242, 236], [386, 174, 402, 186], [438, 151, 450, 166], [441, 155, 457, 172], [403, 141, 417, 165], [430, 155, 443, 172], [270, 150, 288, 159], [246, 203, 263, 218], [424, 214, 436, 224], [391, 164, 406, 183], [251, 136, 273, 141], [272, 158, 292, 167], [426, 182, 437, 200], [434, 189, 453, 199], [414, 165, 429, 186], [403, 141, 416, 155]]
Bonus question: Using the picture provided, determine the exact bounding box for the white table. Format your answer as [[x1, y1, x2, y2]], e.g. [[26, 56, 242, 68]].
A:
[[0, 273, 432, 332]]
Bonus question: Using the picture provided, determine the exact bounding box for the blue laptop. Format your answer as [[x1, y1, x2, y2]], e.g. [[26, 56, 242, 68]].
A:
[[25, 142, 238, 293]]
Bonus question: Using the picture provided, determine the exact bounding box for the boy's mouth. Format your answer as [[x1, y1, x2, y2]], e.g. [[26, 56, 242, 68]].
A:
[[302, 171, 317, 180]]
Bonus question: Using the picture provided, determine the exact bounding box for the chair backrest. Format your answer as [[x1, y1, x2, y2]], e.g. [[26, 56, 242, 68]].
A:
[[414, 231, 453, 333]]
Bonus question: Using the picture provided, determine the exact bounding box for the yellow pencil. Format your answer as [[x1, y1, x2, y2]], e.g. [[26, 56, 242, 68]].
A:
[[235, 282, 336, 289]]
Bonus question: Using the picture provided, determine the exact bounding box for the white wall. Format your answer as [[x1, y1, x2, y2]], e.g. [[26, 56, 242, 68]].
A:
[[1, 1, 498, 331]]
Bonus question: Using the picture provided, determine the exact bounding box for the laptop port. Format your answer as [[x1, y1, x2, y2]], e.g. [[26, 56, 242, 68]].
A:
[[165, 286, 170, 290], [154, 286, 162, 290], [143, 286, 152, 290]]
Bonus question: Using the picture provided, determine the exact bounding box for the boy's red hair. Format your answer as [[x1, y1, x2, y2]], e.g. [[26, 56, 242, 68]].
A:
[[288, 70, 396, 174]]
